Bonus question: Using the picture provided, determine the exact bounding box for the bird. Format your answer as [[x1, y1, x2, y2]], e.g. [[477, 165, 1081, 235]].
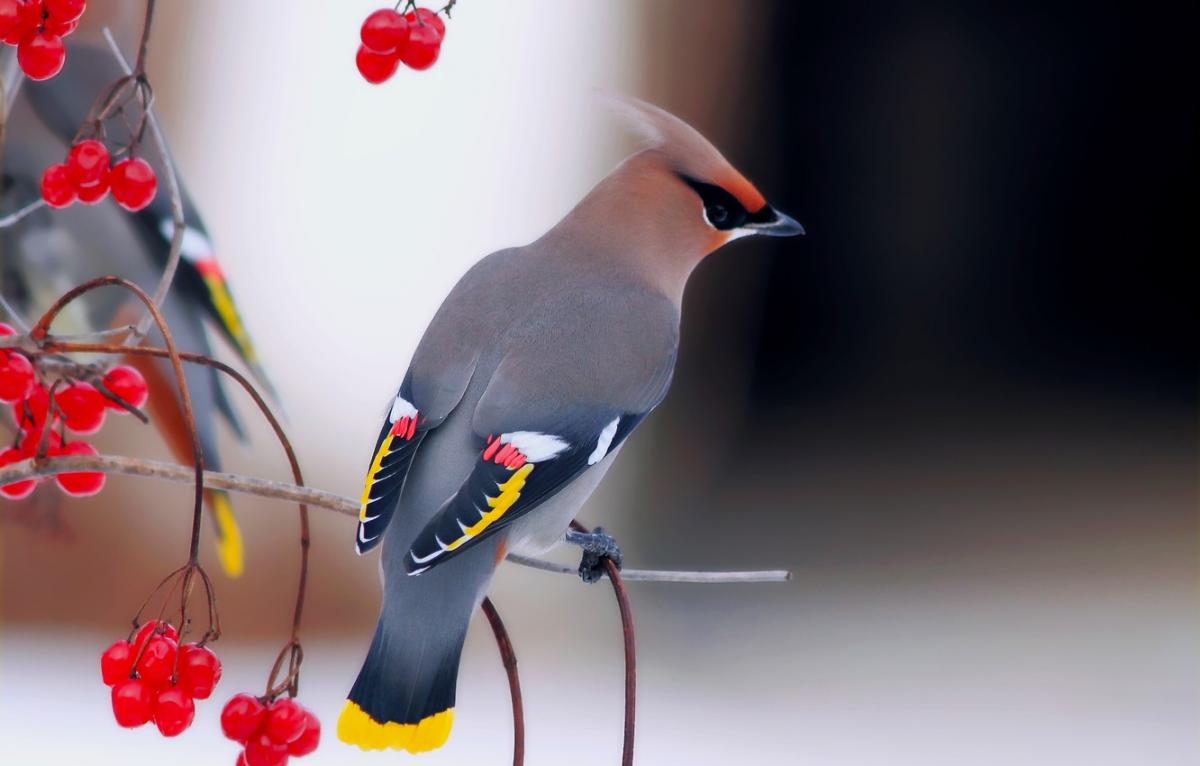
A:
[[338, 96, 803, 754], [0, 43, 275, 578]]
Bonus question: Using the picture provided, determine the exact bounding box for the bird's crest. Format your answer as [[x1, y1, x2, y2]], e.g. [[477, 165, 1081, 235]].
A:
[[603, 93, 767, 213]]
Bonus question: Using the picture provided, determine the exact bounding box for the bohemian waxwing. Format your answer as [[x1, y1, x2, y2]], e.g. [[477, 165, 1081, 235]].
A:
[[0, 44, 276, 578], [339, 96, 803, 753]]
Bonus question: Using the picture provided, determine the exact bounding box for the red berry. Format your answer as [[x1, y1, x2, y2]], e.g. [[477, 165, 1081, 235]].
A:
[[221, 693, 267, 742], [237, 753, 249, 766], [0, 0, 23, 39], [153, 687, 195, 737], [13, 383, 51, 432], [361, 8, 408, 54], [134, 620, 179, 646], [0, 350, 34, 402], [109, 157, 157, 212], [44, 0, 85, 23], [42, 14, 77, 36], [111, 678, 155, 728], [101, 639, 136, 686], [0, 446, 37, 500], [286, 709, 320, 756], [245, 733, 289, 766], [17, 425, 61, 457], [101, 365, 148, 410], [404, 7, 445, 38], [0, 0, 39, 45], [0, 323, 14, 336], [355, 45, 399, 84], [177, 643, 222, 699], [55, 381, 106, 434], [50, 441, 104, 495], [135, 633, 177, 687], [76, 170, 110, 204], [66, 139, 110, 188], [398, 24, 441, 71], [18, 32, 67, 82], [265, 698, 307, 744], [40, 163, 77, 208]]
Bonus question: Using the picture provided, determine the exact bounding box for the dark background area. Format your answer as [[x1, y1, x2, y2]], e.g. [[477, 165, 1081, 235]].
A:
[[748, 1, 1194, 407], [634, 0, 1195, 538]]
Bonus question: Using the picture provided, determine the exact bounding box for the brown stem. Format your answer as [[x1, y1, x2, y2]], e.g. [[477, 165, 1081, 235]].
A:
[[29, 277, 205, 564], [571, 521, 636, 766], [481, 597, 524, 766], [134, 0, 156, 77], [263, 640, 304, 700]]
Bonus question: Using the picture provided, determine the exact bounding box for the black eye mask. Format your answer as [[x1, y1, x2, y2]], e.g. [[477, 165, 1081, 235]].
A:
[[680, 177, 749, 230], [680, 175, 804, 238]]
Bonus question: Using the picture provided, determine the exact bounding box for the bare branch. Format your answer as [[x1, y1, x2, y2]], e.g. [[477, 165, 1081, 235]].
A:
[[100, 27, 186, 344], [0, 326, 137, 349], [0, 291, 32, 333], [504, 554, 792, 583], [0, 452, 794, 584], [0, 197, 45, 230]]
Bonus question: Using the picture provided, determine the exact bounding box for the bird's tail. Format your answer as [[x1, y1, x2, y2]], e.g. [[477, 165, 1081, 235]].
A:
[[338, 543, 501, 753], [337, 624, 459, 753], [207, 490, 244, 578]]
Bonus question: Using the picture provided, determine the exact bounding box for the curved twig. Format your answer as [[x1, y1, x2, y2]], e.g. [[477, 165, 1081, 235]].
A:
[[572, 520, 635, 766], [481, 598, 524, 766]]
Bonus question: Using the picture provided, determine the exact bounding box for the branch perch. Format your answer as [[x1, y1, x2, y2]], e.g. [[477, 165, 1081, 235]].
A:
[[0, 452, 793, 584]]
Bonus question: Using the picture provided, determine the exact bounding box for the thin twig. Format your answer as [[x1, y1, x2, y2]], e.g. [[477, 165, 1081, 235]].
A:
[[572, 521, 636, 766], [481, 598, 524, 766], [0, 326, 136, 348], [133, 0, 157, 77], [0, 198, 46, 229], [100, 26, 186, 343], [0, 452, 793, 584], [0, 292, 32, 333], [44, 326, 137, 344], [504, 554, 791, 583]]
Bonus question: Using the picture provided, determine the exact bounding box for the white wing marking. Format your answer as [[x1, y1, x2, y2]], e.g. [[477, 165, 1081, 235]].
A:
[[588, 418, 621, 465]]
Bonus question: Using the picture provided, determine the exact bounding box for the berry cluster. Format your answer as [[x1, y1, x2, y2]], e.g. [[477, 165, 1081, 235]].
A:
[[0, 322, 148, 500], [41, 139, 158, 212], [222, 693, 321, 765], [356, 6, 447, 84], [102, 620, 222, 737], [0, 0, 85, 81]]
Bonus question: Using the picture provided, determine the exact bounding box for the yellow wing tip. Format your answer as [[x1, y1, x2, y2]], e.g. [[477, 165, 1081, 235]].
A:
[[337, 700, 454, 753], [211, 494, 244, 578], [359, 432, 397, 520]]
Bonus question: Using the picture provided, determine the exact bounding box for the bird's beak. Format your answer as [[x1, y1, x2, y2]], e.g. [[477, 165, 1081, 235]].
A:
[[745, 205, 806, 237]]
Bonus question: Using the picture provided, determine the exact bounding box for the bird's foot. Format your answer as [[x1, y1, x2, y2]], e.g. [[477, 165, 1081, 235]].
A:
[[565, 527, 623, 584]]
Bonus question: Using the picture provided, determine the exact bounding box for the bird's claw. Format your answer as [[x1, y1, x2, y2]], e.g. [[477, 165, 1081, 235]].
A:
[[565, 527, 623, 584]]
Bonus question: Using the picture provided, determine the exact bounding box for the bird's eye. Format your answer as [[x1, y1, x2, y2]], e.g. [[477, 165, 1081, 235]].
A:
[[681, 176, 749, 231]]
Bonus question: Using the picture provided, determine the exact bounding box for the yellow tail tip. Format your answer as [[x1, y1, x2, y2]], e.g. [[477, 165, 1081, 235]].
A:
[[337, 700, 454, 753], [211, 494, 244, 578]]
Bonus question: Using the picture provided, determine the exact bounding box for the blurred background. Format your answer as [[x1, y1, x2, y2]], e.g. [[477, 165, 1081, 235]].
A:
[[1, 1, 1195, 764]]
